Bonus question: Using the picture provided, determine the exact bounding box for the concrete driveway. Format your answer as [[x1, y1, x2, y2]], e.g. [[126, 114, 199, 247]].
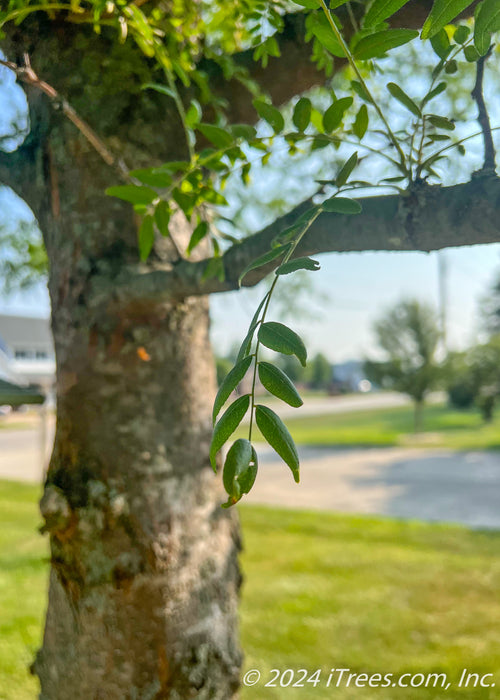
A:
[[1, 404, 499, 529], [246, 445, 500, 529]]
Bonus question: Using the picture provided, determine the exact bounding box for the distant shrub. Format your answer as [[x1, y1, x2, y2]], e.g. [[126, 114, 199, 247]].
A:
[[448, 382, 476, 409]]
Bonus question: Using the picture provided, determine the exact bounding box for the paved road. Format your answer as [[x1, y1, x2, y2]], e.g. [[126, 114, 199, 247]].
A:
[[1, 397, 499, 529], [246, 445, 500, 529]]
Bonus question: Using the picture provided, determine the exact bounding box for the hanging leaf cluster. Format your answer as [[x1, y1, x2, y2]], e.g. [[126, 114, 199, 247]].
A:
[[211, 190, 362, 506]]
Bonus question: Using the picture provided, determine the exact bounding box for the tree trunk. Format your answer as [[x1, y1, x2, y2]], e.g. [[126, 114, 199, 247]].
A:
[[1, 22, 243, 698], [35, 294, 242, 699], [413, 400, 424, 434]]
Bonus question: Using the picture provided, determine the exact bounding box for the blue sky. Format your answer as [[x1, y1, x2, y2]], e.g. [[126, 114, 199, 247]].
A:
[[210, 244, 499, 362], [1, 234, 498, 362], [1, 42, 499, 363]]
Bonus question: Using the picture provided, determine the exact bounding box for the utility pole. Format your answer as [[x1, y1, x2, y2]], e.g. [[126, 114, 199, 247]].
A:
[[438, 251, 448, 354]]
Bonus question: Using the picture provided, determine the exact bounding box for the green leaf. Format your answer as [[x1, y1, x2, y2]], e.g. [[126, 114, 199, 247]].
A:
[[293, 0, 320, 7], [474, 0, 500, 55], [106, 185, 157, 205], [223, 439, 249, 499], [253, 99, 285, 133], [258, 362, 303, 407], [172, 189, 197, 218], [238, 245, 289, 286], [336, 151, 358, 187], [202, 256, 225, 283], [427, 114, 455, 130], [353, 29, 418, 60], [421, 81, 447, 106], [364, 0, 412, 27], [353, 104, 369, 139], [453, 24, 470, 43], [310, 135, 332, 151], [197, 123, 234, 149], [255, 405, 300, 482], [239, 445, 258, 494], [187, 221, 209, 256], [381, 175, 407, 183], [309, 14, 346, 57], [272, 224, 302, 247], [296, 205, 322, 227], [293, 97, 312, 132], [276, 257, 321, 275], [130, 169, 172, 188], [430, 28, 451, 58], [231, 124, 257, 141], [154, 201, 171, 237], [209, 395, 250, 470], [258, 322, 307, 367], [323, 97, 353, 133], [421, 0, 475, 40], [185, 100, 202, 128], [351, 80, 371, 102], [421, 152, 446, 172], [236, 295, 269, 364], [426, 133, 451, 142], [213, 356, 253, 424], [152, 161, 190, 174], [222, 439, 258, 501], [387, 82, 422, 117], [464, 44, 480, 61], [138, 215, 155, 262], [142, 83, 176, 99], [322, 196, 362, 214]]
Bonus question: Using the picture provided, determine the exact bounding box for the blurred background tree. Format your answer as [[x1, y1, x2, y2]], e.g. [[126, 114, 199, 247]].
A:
[[365, 300, 442, 432]]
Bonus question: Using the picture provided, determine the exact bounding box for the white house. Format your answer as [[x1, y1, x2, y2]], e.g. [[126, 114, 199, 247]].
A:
[[0, 314, 55, 392]]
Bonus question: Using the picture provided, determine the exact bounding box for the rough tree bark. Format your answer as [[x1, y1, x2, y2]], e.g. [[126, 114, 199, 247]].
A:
[[2, 20, 244, 699]]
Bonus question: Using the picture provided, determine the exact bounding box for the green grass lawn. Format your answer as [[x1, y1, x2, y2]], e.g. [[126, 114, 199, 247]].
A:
[[2, 481, 500, 699], [238, 402, 500, 450], [0, 481, 46, 700]]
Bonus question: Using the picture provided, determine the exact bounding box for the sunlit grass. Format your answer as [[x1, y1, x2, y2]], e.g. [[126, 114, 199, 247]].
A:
[[240, 506, 500, 699], [2, 481, 500, 699], [0, 481, 46, 700]]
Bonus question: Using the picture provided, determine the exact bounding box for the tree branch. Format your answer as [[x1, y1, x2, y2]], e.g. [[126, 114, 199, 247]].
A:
[[0, 142, 33, 199], [0, 148, 15, 183], [0, 54, 130, 181], [471, 48, 496, 172], [96, 175, 500, 308]]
